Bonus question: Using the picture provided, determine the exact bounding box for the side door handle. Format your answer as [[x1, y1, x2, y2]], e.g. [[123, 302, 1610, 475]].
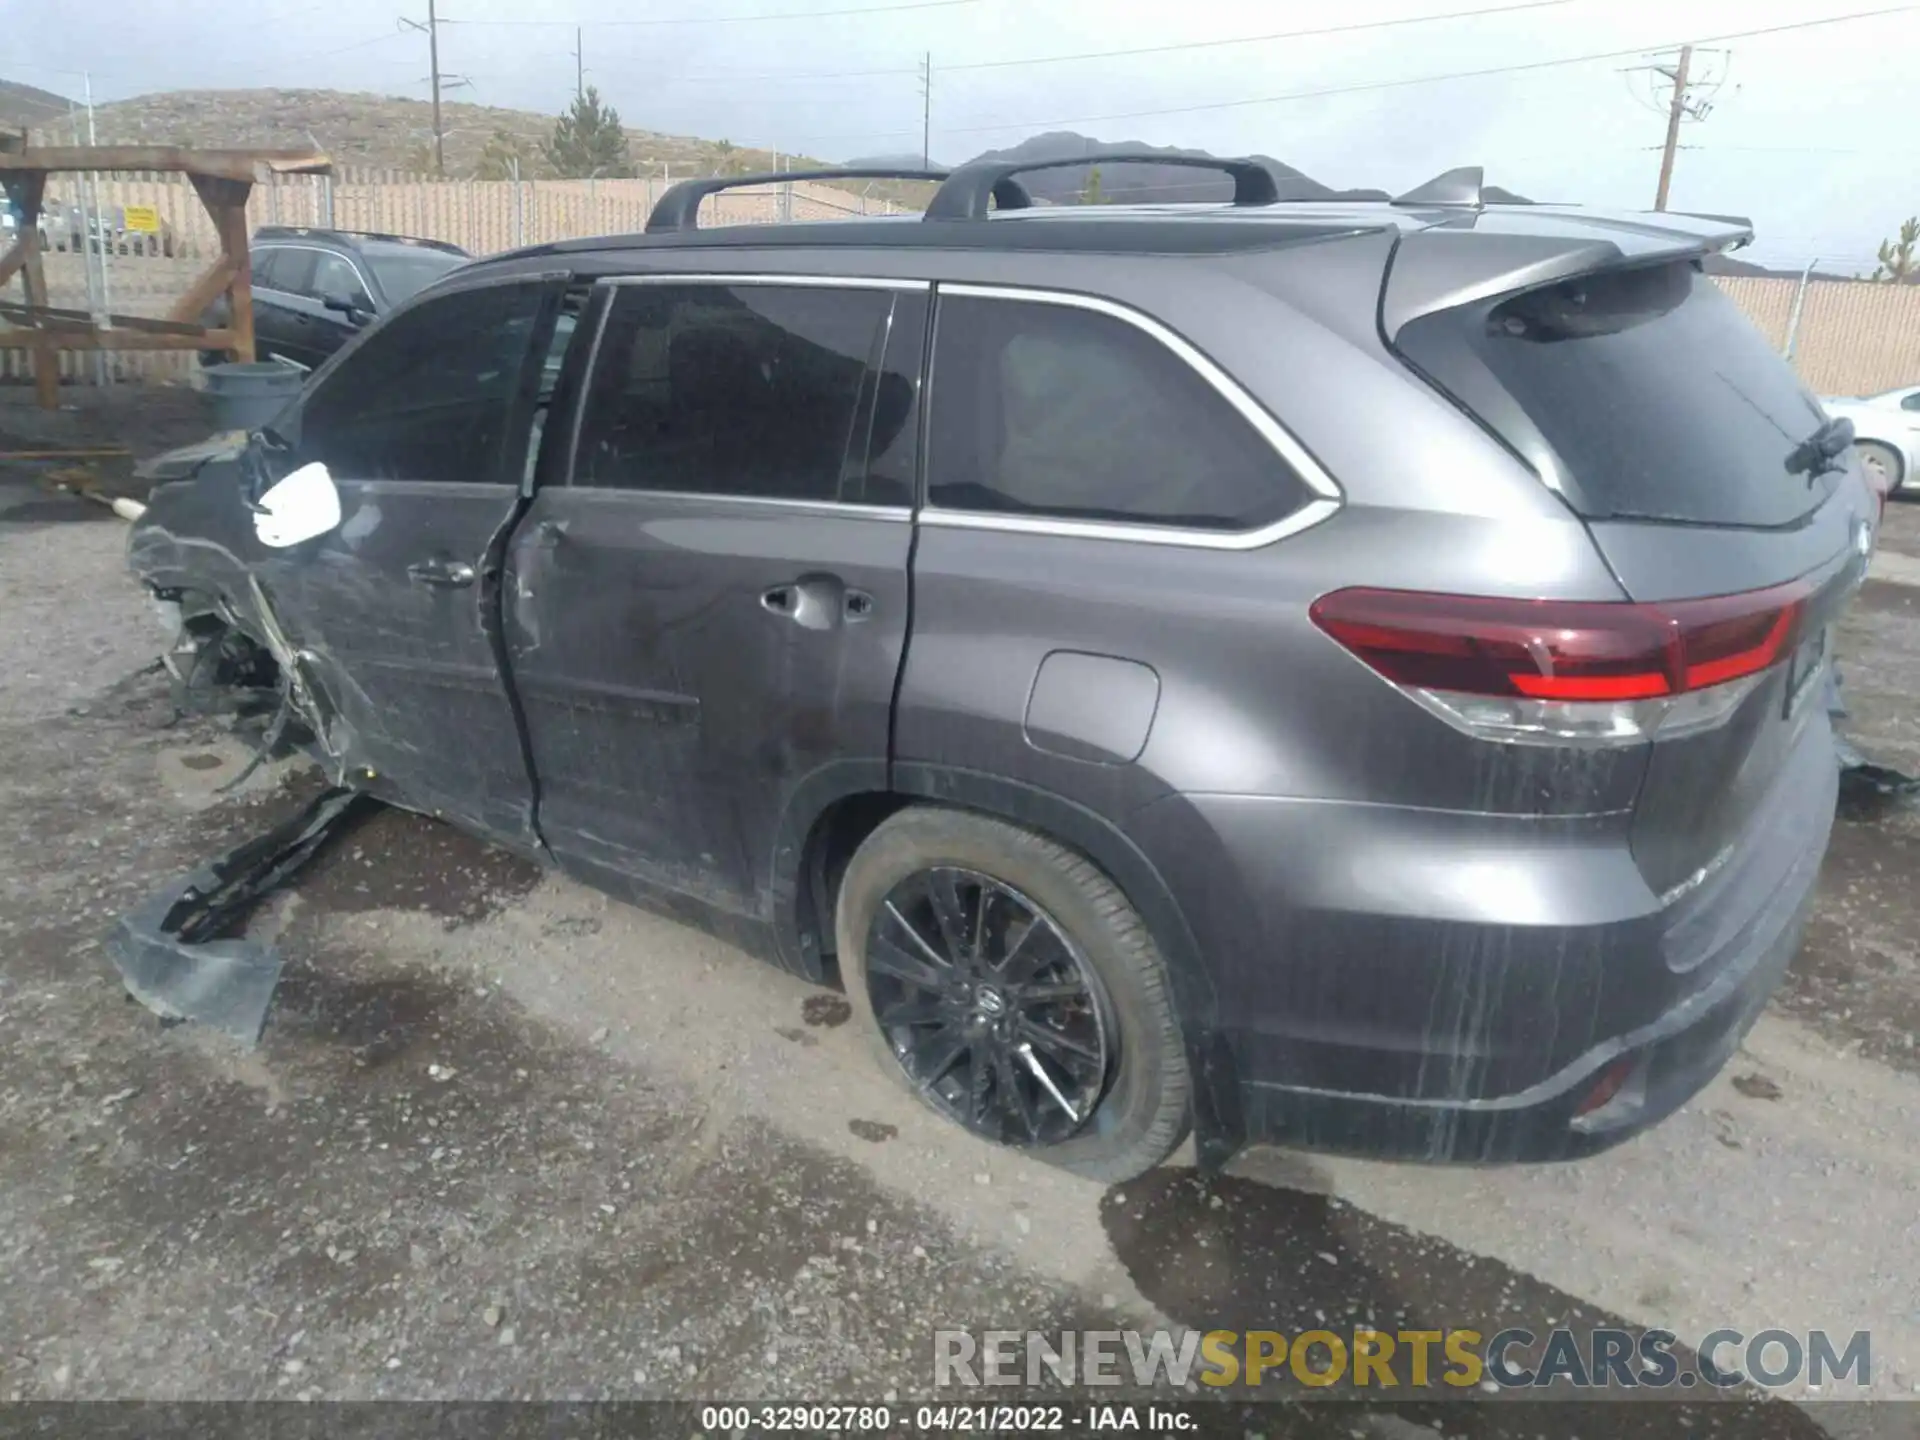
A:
[[761, 576, 867, 631], [407, 557, 476, 588]]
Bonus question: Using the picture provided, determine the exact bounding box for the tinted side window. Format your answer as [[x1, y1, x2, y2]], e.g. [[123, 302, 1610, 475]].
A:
[[573, 282, 894, 503], [926, 294, 1311, 530], [310, 251, 371, 308], [258, 248, 314, 294], [279, 250, 318, 295], [1901, 390, 1920, 413], [299, 282, 548, 484]]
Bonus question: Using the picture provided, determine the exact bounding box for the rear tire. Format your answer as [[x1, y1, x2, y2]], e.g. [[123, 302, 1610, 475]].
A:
[[836, 806, 1190, 1182], [1858, 441, 1905, 496]]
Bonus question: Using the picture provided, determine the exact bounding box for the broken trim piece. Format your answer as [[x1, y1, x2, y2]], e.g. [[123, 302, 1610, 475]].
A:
[[106, 786, 376, 1046]]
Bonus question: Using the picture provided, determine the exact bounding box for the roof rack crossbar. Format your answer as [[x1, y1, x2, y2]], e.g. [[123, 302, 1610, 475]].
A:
[[925, 152, 1280, 221], [644, 167, 952, 233], [1391, 166, 1485, 210]]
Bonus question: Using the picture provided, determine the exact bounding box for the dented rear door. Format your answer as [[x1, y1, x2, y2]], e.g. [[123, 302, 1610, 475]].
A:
[[503, 275, 924, 941]]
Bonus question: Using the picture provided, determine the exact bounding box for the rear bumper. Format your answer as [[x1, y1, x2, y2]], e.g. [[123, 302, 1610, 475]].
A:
[[1238, 880, 1813, 1162], [1129, 711, 1837, 1164]]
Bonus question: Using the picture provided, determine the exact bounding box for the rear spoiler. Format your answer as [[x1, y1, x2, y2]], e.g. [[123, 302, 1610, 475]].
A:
[[1379, 209, 1755, 338]]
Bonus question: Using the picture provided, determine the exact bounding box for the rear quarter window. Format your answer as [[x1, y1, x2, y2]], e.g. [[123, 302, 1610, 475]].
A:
[[1396, 261, 1834, 528], [926, 292, 1315, 532]]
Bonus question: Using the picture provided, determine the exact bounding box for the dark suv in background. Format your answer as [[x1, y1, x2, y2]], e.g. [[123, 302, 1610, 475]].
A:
[[132, 158, 1872, 1181], [204, 227, 469, 369]]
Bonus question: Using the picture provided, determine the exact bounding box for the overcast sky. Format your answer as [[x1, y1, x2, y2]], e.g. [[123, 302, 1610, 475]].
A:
[[8, 0, 1914, 270]]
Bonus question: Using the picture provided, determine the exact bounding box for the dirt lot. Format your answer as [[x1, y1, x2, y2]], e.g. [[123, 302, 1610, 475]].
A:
[[2, 388, 1918, 1436]]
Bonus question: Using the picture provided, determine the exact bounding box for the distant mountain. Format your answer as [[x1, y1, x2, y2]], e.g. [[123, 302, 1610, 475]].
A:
[[0, 78, 73, 130], [845, 152, 945, 172], [20, 87, 941, 210], [8, 89, 1539, 216], [1703, 253, 1867, 282], [954, 132, 1385, 204], [852, 132, 1536, 207]]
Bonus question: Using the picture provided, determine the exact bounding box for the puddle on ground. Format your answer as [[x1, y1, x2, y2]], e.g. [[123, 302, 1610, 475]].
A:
[[268, 964, 454, 1069], [802, 994, 852, 1028], [292, 805, 543, 927], [1101, 1169, 1829, 1435]]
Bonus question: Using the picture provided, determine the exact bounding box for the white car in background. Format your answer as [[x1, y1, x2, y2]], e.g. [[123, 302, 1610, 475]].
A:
[[1824, 384, 1920, 495]]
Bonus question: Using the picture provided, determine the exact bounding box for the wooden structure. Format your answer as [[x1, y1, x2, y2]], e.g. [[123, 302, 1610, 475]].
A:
[[0, 142, 331, 407]]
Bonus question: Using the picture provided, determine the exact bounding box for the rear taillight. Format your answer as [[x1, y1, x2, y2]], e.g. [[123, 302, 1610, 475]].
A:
[[1309, 582, 1811, 746]]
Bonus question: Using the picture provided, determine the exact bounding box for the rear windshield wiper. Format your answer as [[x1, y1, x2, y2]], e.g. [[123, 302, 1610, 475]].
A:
[[1784, 415, 1854, 480]]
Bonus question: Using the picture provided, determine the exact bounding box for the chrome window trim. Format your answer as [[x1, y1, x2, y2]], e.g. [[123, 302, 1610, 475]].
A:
[[923, 281, 1344, 551], [919, 497, 1342, 548], [563, 273, 923, 508], [562, 488, 911, 521], [603, 272, 930, 293]]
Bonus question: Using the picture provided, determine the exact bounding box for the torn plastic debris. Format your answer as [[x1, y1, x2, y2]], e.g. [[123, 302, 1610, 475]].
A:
[[1827, 665, 1920, 817], [105, 786, 377, 1046]]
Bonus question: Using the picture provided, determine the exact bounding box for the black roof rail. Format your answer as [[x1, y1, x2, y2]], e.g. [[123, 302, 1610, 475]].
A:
[[1392, 166, 1484, 210], [925, 152, 1281, 220], [252, 224, 468, 256], [644, 167, 951, 233]]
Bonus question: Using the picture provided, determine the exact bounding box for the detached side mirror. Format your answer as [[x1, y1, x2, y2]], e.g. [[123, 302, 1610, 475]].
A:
[[322, 292, 371, 326], [253, 461, 342, 548]]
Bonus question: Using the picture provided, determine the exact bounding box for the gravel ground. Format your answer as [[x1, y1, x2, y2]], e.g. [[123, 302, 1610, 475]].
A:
[[2, 389, 1918, 1436]]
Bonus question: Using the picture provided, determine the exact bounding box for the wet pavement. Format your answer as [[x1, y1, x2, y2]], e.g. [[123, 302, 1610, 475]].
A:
[[3, 413, 1919, 1435]]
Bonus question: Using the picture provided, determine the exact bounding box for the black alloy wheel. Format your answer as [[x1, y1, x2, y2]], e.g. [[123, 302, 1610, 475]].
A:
[[863, 866, 1113, 1147]]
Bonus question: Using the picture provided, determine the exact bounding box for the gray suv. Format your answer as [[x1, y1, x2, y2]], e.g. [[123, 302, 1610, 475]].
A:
[[127, 156, 1872, 1181]]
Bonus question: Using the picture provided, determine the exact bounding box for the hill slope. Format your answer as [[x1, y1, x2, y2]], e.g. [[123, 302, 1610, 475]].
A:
[[959, 131, 1384, 204], [13, 85, 1562, 222], [0, 78, 73, 130], [64, 88, 774, 180]]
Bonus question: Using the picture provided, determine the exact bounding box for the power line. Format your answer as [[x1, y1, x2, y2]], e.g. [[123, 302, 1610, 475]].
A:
[[599, 61, 920, 81], [942, 0, 1572, 73], [552, 0, 1573, 86], [312, 30, 410, 58], [440, 0, 978, 28], [922, 4, 1920, 138]]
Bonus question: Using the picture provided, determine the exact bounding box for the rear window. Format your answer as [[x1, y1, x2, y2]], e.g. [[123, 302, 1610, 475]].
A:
[[1397, 261, 1834, 528], [365, 246, 467, 304]]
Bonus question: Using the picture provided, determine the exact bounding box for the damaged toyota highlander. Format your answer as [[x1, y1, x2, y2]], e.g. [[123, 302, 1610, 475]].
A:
[[121, 157, 1874, 1181]]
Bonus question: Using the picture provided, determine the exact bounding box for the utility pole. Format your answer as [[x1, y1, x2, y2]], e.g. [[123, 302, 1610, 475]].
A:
[[400, 0, 461, 177], [1632, 44, 1727, 212], [428, 0, 443, 177], [1652, 43, 1690, 212], [918, 53, 932, 167], [573, 26, 585, 102]]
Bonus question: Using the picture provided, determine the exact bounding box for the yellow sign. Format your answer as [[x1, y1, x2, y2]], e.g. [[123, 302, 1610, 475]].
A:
[[122, 204, 161, 234]]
